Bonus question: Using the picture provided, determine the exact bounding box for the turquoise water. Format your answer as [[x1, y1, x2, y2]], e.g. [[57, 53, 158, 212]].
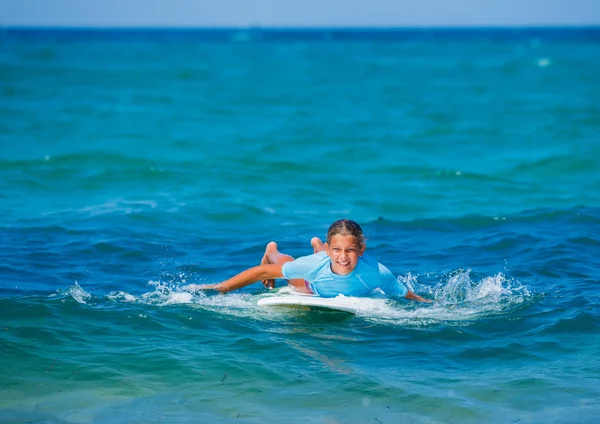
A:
[[1, 28, 599, 423]]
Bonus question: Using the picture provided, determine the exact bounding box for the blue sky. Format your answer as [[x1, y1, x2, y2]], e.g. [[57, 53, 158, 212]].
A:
[[1, 0, 599, 27]]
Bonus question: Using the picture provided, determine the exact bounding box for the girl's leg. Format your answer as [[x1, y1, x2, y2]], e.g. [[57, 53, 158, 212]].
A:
[[261, 242, 312, 294], [261, 242, 292, 289]]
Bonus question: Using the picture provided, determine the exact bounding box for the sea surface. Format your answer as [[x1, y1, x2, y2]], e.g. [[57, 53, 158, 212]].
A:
[[1, 28, 599, 423]]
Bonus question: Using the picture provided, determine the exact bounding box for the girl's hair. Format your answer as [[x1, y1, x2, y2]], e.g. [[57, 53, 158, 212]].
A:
[[326, 219, 367, 248]]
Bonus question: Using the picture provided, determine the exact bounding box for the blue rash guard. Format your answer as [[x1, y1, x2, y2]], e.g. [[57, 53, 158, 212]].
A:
[[281, 252, 408, 298]]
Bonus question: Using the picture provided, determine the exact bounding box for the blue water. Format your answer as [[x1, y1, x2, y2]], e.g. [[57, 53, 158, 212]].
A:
[[1, 28, 599, 423]]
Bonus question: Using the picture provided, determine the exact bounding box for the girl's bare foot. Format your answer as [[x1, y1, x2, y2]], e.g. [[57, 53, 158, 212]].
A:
[[311, 237, 325, 253]]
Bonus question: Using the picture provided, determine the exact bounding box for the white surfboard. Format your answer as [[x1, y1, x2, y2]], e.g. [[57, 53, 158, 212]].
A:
[[257, 287, 359, 314]]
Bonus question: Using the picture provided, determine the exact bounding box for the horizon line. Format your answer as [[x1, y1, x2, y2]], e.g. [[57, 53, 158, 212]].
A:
[[3, 24, 600, 30]]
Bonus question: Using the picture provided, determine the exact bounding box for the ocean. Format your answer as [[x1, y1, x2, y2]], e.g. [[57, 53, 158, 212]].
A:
[[1, 27, 599, 423]]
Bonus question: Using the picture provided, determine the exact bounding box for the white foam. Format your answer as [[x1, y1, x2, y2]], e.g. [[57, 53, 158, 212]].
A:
[[106, 291, 137, 303], [164, 291, 193, 304]]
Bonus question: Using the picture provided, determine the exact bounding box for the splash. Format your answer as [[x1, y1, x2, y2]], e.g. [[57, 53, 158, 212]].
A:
[[380, 269, 532, 326], [50, 281, 92, 304], [106, 279, 196, 306], [106, 278, 258, 316], [430, 269, 530, 306], [144, 280, 194, 305]]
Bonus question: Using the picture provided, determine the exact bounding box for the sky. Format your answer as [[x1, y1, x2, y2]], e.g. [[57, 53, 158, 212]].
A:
[[1, 0, 599, 28]]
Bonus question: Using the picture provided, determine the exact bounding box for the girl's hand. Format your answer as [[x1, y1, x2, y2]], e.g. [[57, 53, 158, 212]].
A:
[[406, 290, 433, 303], [262, 279, 275, 289]]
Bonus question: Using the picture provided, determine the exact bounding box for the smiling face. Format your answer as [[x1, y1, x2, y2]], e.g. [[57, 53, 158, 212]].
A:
[[325, 234, 365, 275]]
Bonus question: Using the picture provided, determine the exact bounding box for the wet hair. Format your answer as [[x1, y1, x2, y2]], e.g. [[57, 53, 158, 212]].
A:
[[326, 219, 367, 248]]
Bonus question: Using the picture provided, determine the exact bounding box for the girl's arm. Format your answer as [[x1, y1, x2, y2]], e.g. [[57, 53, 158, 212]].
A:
[[186, 264, 284, 293]]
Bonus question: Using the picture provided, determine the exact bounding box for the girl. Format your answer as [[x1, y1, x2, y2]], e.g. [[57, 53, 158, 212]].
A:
[[186, 219, 431, 302]]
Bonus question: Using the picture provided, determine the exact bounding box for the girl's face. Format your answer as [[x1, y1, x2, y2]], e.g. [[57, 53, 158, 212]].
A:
[[325, 234, 365, 275]]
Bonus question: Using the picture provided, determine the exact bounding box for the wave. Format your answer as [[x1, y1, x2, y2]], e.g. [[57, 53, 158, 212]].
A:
[[368, 205, 600, 231], [0, 152, 156, 170], [42, 199, 162, 218]]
